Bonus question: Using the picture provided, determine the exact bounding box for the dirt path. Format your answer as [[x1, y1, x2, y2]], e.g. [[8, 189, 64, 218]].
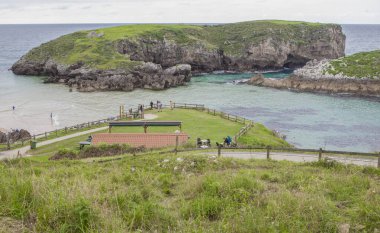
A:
[[0, 127, 108, 160], [206, 151, 378, 167]]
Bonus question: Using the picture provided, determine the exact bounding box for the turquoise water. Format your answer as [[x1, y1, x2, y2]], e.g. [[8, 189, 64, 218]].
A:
[[0, 24, 380, 152], [2, 71, 380, 153]]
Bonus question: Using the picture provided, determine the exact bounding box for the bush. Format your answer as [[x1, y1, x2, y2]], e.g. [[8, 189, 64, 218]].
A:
[[50, 144, 146, 160], [50, 148, 78, 160]]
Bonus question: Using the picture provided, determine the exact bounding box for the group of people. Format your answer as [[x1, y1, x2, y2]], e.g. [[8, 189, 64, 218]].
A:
[[149, 100, 173, 112]]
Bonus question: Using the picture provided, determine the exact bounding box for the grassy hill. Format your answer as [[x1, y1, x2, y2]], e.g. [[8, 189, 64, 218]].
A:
[[325, 50, 380, 79], [0, 152, 379, 232], [22, 20, 332, 70]]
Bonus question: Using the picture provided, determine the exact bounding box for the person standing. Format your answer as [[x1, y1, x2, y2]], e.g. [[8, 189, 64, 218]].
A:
[[150, 101, 154, 110], [12, 106, 15, 111], [170, 100, 174, 110]]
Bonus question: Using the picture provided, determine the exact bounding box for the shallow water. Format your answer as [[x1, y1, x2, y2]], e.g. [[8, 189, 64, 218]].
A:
[[0, 24, 380, 152]]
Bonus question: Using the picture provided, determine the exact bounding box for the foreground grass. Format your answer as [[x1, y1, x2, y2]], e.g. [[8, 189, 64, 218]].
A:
[[325, 50, 380, 79], [29, 108, 289, 158], [0, 152, 379, 232]]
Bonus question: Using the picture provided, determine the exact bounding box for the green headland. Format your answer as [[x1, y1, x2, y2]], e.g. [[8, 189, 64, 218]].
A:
[[20, 20, 336, 71], [325, 50, 380, 79]]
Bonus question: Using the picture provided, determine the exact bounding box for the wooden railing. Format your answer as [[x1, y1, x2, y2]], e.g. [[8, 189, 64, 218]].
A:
[[166, 146, 380, 168]]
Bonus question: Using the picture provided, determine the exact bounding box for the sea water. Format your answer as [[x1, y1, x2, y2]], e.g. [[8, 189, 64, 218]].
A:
[[0, 24, 379, 152]]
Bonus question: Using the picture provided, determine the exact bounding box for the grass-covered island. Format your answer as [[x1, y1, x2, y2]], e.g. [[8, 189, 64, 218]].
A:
[[11, 20, 345, 91], [248, 50, 380, 97], [1, 108, 379, 232]]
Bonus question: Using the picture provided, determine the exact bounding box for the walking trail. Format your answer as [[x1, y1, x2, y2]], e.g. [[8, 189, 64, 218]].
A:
[[0, 114, 159, 160], [207, 151, 378, 167], [0, 127, 108, 160]]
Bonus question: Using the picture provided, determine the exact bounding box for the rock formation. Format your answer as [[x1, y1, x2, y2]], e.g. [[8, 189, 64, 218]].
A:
[[247, 73, 380, 97], [11, 21, 345, 92], [0, 129, 31, 143]]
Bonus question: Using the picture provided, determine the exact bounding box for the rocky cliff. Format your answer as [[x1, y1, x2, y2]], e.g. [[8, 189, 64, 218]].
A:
[[247, 51, 380, 97], [12, 20, 345, 92]]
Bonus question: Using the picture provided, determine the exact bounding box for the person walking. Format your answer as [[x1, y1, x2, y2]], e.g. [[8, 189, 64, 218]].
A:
[[170, 100, 174, 110], [150, 101, 154, 110], [159, 102, 163, 112]]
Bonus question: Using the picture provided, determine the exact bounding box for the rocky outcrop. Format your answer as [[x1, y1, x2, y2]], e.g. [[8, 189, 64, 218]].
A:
[[13, 60, 192, 92], [11, 21, 346, 92], [247, 73, 380, 97], [0, 129, 31, 143]]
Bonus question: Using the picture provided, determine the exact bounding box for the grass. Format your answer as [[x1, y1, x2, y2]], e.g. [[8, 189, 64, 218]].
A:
[[27, 108, 289, 160], [325, 50, 380, 79], [0, 151, 378, 232], [21, 20, 336, 70]]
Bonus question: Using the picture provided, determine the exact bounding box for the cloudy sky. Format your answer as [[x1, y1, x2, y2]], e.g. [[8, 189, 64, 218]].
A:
[[0, 0, 379, 24]]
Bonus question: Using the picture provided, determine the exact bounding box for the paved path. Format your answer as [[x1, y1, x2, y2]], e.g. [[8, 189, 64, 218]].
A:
[[207, 151, 378, 167], [0, 127, 108, 160]]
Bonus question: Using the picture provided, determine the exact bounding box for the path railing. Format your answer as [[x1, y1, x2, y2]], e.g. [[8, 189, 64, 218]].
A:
[[169, 146, 380, 168]]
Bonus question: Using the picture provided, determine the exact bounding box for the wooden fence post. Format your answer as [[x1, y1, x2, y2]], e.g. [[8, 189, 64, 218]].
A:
[[266, 146, 271, 160], [227, 114, 230, 120], [218, 145, 222, 157], [45, 132, 47, 139], [213, 109, 216, 116], [65, 127, 67, 134], [319, 148, 323, 161], [175, 135, 179, 155], [55, 130, 58, 136], [6, 133, 10, 150]]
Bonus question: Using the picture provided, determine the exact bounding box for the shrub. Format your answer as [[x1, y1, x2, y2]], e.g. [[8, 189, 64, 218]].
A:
[[50, 148, 78, 160], [50, 144, 146, 160]]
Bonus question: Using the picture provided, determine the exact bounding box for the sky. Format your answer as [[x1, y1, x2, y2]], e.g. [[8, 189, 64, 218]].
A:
[[0, 0, 379, 24]]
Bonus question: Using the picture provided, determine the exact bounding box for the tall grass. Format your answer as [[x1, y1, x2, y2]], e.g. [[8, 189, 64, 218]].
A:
[[0, 152, 378, 232]]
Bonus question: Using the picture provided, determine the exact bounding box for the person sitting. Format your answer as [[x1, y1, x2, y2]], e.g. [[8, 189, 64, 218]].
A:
[[197, 138, 202, 148], [227, 136, 232, 145], [223, 137, 229, 147], [86, 135, 92, 142]]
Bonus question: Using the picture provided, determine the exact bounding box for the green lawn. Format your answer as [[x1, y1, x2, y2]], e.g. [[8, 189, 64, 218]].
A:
[[28, 108, 289, 159], [0, 152, 378, 232]]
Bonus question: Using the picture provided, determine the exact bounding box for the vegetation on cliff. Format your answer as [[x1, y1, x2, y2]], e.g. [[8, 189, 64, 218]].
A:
[[325, 50, 380, 79], [21, 20, 339, 71]]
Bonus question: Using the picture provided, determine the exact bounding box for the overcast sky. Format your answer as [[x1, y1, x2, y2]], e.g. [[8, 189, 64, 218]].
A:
[[0, 0, 379, 24]]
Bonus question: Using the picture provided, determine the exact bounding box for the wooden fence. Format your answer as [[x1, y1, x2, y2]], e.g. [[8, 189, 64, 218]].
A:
[[168, 146, 380, 168], [2, 102, 380, 169]]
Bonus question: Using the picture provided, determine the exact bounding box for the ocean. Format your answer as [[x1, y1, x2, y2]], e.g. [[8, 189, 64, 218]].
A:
[[0, 24, 379, 152]]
